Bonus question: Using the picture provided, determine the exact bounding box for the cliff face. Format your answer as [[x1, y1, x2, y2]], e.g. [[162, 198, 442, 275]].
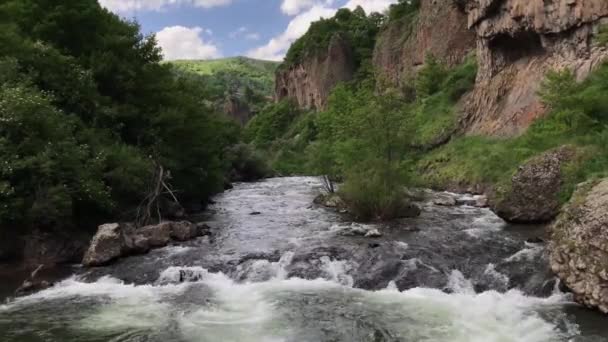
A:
[[223, 96, 252, 126], [461, 0, 608, 136], [373, 0, 476, 86], [275, 34, 356, 111]]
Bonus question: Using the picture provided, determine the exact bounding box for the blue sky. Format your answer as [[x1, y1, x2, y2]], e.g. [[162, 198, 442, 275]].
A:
[[99, 0, 398, 61]]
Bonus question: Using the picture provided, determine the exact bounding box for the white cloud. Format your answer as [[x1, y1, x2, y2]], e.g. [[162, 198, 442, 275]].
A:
[[247, 5, 336, 61], [99, 0, 232, 13], [344, 0, 398, 14], [249, 0, 397, 61], [230, 27, 261, 41], [156, 26, 222, 60]]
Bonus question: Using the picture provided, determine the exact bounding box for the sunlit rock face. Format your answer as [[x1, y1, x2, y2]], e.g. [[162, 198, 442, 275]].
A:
[[373, 0, 476, 87], [275, 34, 356, 111], [461, 0, 608, 136]]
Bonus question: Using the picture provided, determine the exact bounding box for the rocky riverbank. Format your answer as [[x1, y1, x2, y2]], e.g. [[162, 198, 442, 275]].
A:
[[550, 178, 608, 313]]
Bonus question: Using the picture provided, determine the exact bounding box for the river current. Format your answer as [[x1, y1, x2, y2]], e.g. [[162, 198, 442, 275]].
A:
[[1, 177, 607, 341]]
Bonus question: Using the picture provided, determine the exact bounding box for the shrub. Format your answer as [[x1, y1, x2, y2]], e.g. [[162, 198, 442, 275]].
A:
[[226, 143, 270, 182]]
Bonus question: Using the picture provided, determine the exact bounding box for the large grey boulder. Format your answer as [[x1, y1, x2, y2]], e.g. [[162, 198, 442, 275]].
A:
[[83, 221, 203, 267], [550, 179, 608, 313], [82, 223, 130, 266], [491, 146, 576, 223]]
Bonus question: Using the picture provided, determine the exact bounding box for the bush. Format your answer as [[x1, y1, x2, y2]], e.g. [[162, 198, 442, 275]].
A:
[[340, 166, 412, 221], [226, 143, 270, 182]]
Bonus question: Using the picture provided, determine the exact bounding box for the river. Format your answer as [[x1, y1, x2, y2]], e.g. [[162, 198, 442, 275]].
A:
[[1, 177, 607, 341]]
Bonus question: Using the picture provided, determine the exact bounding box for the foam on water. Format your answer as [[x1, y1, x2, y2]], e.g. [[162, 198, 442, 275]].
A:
[[505, 242, 545, 262], [0, 266, 579, 342]]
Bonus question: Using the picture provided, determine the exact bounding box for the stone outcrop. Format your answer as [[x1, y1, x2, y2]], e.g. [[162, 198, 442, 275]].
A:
[[373, 0, 476, 86], [82, 221, 202, 267], [461, 0, 608, 136], [550, 179, 608, 313], [491, 146, 576, 223], [223, 96, 252, 125], [275, 34, 356, 110]]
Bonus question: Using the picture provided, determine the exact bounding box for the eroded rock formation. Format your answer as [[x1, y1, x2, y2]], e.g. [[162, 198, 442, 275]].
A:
[[550, 179, 608, 313], [275, 34, 356, 110], [461, 0, 608, 136], [373, 0, 476, 86]]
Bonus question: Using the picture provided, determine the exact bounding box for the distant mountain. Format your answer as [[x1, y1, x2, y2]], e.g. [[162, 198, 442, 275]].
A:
[[169, 57, 280, 125]]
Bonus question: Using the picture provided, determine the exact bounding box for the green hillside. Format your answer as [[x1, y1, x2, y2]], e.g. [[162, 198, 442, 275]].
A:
[[170, 57, 280, 99]]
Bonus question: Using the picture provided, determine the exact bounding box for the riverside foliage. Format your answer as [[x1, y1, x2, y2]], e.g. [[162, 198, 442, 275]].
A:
[[0, 0, 246, 235], [247, 4, 608, 220]]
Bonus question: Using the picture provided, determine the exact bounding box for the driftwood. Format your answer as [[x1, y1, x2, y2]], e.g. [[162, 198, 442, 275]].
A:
[[135, 162, 181, 228], [321, 175, 335, 194]]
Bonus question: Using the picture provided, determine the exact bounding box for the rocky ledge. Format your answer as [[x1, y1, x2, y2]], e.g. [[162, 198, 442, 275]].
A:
[[550, 179, 608, 313], [82, 221, 209, 267]]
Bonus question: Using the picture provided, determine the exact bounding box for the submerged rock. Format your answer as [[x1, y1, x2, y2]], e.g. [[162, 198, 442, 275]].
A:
[[365, 229, 383, 238], [550, 179, 608, 313], [491, 146, 576, 223]]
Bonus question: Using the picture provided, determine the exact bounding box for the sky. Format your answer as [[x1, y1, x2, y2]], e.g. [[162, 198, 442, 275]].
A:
[[98, 0, 398, 61]]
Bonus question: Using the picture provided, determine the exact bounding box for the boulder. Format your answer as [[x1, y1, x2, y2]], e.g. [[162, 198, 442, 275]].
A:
[[474, 196, 489, 208], [549, 179, 608, 313], [82, 221, 203, 267], [491, 146, 576, 223], [138, 222, 172, 247], [170, 221, 198, 241], [82, 223, 129, 266], [433, 194, 457, 206]]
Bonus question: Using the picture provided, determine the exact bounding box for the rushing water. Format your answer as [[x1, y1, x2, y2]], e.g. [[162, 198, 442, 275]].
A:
[[1, 177, 607, 341]]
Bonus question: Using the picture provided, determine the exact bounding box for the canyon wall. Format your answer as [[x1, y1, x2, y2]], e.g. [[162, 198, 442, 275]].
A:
[[373, 0, 476, 86], [461, 0, 608, 136], [274, 34, 356, 111]]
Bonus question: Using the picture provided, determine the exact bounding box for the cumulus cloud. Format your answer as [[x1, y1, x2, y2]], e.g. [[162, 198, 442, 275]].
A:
[[156, 26, 221, 60], [280, 0, 332, 15], [247, 5, 336, 61], [250, 0, 397, 61], [99, 0, 232, 13], [344, 0, 398, 14]]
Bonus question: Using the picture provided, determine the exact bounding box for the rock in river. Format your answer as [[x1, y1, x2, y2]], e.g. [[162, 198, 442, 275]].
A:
[[82, 221, 201, 267], [550, 179, 608, 313], [491, 146, 575, 223]]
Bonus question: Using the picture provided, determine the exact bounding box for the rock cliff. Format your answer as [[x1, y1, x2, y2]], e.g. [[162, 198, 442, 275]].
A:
[[223, 96, 252, 126], [550, 179, 608, 313], [275, 34, 356, 110], [373, 0, 476, 86], [461, 0, 608, 136]]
